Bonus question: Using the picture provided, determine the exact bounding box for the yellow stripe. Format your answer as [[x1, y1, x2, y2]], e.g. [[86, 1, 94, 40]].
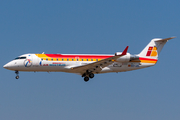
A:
[[35, 54, 50, 58], [131, 60, 157, 64], [140, 60, 157, 63], [35, 54, 119, 62]]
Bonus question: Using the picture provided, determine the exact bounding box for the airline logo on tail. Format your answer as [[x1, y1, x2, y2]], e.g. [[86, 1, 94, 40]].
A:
[[146, 46, 157, 57]]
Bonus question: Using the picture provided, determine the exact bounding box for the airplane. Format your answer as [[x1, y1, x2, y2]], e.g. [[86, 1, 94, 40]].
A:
[[3, 37, 175, 82]]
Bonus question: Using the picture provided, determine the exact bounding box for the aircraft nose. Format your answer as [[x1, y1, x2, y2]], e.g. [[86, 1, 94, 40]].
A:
[[3, 63, 10, 69], [3, 62, 13, 70]]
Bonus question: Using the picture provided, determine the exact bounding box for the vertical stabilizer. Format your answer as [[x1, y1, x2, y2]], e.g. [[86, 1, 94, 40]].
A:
[[138, 37, 175, 59]]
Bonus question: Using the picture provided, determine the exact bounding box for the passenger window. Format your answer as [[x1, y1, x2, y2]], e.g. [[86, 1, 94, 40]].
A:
[[51, 59, 53, 61], [57, 58, 58, 61], [62, 59, 63, 61], [72, 59, 74, 61], [46, 58, 48, 61], [67, 59, 69, 61], [41, 58, 43, 61]]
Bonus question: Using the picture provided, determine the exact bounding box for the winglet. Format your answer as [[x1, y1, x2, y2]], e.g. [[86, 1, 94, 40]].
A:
[[121, 46, 129, 55]]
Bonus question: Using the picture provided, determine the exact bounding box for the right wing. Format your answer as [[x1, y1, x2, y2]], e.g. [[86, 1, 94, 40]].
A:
[[71, 46, 129, 74]]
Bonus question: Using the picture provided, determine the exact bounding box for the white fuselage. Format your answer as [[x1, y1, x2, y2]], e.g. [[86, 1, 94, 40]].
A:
[[3, 53, 156, 74]]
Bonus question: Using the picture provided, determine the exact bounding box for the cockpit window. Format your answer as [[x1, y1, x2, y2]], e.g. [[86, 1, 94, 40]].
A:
[[14, 57, 26, 60]]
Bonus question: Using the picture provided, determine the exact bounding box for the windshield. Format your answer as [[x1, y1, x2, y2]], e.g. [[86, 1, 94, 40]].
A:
[[14, 57, 26, 60]]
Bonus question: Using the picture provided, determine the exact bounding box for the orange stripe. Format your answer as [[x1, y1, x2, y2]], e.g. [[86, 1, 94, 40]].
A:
[[131, 57, 157, 63]]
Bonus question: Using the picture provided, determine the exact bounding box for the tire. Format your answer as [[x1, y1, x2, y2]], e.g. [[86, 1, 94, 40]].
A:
[[89, 73, 94, 78], [15, 76, 19, 79], [84, 77, 89, 82]]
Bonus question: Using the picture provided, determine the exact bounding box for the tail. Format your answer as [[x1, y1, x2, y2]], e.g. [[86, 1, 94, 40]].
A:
[[138, 37, 175, 59]]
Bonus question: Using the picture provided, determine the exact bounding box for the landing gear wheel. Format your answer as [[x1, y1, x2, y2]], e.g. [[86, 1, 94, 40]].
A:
[[15, 76, 19, 79], [84, 77, 89, 82], [15, 71, 19, 79], [89, 73, 94, 78]]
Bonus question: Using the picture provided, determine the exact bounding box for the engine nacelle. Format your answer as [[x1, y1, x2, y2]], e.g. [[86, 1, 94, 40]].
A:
[[115, 52, 131, 62]]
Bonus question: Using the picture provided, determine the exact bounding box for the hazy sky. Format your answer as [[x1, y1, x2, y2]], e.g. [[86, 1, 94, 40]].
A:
[[0, 0, 180, 120]]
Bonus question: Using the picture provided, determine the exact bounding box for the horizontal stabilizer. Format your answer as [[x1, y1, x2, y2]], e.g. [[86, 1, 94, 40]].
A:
[[154, 37, 176, 42]]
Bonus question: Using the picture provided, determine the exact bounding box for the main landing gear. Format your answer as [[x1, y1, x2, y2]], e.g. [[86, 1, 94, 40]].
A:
[[15, 71, 19, 79], [82, 71, 95, 82]]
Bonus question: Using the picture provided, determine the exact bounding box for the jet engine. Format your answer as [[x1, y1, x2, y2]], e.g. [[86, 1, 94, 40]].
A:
[[115, 52, 131, 62], [115, 52, 139, 62]]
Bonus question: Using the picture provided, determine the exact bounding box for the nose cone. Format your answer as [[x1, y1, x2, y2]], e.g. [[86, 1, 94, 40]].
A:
[[3, 63, 10, 69], [3, 61, 15, 70]]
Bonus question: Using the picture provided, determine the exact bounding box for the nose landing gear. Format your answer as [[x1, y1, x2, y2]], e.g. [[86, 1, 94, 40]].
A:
[[15, 71, 19, 79]]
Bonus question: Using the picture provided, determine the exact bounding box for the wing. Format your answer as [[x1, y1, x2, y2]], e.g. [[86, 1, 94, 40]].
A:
[[71, 46, 129, 75]]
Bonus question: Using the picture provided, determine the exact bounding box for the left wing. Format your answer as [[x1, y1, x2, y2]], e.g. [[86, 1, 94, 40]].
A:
[[71, 46, 129, 74]]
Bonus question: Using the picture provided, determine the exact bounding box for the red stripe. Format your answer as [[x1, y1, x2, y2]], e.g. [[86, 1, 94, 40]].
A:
[[139, 57, 157, 61], [45, 54, 113, 59], [45, 54, 157, 62]]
